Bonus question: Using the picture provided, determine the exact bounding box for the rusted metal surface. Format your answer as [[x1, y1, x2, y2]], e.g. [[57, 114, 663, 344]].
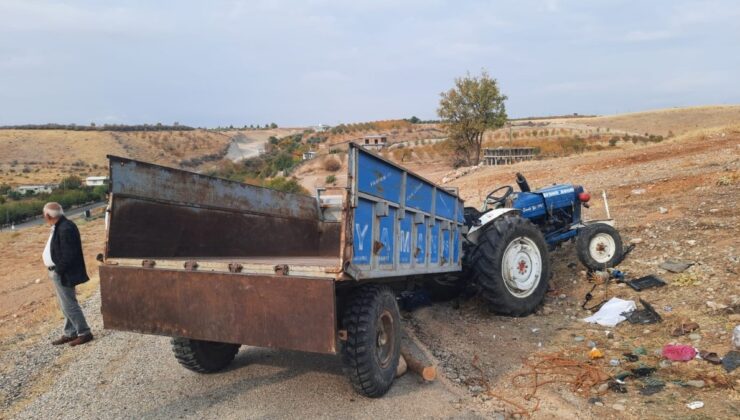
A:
[[108, 155, 319, 220], [100, 265, 337, 354], [227, 262, 243, 273], [107, 196, 338, 258], [183, 260, 199, 270], [141, 259, 156, 268]]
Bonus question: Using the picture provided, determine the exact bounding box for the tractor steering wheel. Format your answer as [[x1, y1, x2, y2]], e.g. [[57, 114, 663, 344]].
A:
[[484, 185, 513, 209]]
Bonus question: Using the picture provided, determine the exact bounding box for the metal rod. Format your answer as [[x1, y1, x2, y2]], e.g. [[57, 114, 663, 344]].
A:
[[602, 190, 611, 219]]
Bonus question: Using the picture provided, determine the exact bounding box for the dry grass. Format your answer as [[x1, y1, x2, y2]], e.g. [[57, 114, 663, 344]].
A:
[[565, 105, 740, 136], [0, 129, 231, 185]]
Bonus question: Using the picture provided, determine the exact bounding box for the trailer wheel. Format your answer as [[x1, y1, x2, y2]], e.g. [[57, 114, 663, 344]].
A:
[[341, 285, 401, 398], [470, 214, 550, 316], [576, 224, 623, 270], [171, 337, 240, 373]]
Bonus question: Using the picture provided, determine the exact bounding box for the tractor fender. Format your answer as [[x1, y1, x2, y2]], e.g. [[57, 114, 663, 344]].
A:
[[465, 208, 520, 245]]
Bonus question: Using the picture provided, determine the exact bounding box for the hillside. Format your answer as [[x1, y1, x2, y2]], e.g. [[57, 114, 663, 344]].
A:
[[0, 129, 232, 185], [563, 105, 740, 136]]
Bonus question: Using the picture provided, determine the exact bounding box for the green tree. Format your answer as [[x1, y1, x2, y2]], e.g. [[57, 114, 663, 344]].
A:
[[270, 122, 278, 129], [59, 175, 83, 190], [437, 70, 507, 166]]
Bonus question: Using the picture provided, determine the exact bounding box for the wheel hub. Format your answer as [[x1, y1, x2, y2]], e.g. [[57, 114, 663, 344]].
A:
[[375, 310, 394, 368], [589, 233, 617, 264], [501, 237, 542, 298]]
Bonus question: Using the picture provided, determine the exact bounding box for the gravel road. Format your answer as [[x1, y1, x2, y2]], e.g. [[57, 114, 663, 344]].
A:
[[7, 292, 477, 419]]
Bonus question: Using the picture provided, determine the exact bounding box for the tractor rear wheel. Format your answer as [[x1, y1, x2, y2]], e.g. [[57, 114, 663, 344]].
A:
[[341, 285, 401, 398], [576, 224, 623, 270], [470, 214, 550, 316], [171, 337, 240, 373]]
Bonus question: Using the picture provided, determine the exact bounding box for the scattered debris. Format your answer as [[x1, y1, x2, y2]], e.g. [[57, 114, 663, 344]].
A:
[[631, 366, 656, 377], [671, 321, 700, 337], [685, 380, 705, 388], [627, 275, 666, 291], [583, 297, 636, 327], [662, 344, 697, 361], [588, 348, 604, 360], [609, 359, 620, 367], [659, 260, 694, 273], [395, 354, 408, 378], [686, 401, 704, 410], [639, 378, 665, 396], [721, 350, 740, 373], [633, 346, 647, 356], [658, 207, 668, 214], [623, 353, 639, 362], [607, 380, 627, 393], [698, 350, 722, 365], [623, 299, 662, 324], [734, 326, 740, 349]]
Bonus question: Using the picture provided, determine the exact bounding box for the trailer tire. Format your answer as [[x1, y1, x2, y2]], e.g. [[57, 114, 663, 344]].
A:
[[470, 214, 550, 316], [171, 338, 240, 373], [576, 224, 623, 271], [341, 285, 401, 398]]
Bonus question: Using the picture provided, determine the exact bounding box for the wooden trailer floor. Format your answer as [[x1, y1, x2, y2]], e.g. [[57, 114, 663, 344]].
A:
[[105, 256, 342, 279]]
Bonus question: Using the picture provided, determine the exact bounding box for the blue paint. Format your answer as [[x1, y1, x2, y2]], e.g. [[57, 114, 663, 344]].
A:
[[405, 175, 433, 213], [441, 228, 450, 263], [430, 221, 440, 263], [453, 227, 460, 263], [435, 190, 456, 220], [415, 218, 427, 264], [377, 208, 395, 265], [357, 152, 402, 203], [545, 229, 578, 245], [399, 213, 413, 264], [352, 198, 373, 265]]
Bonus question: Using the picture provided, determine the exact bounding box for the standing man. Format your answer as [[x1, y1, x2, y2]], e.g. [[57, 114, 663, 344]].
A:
[[42, 202, 93, 346]]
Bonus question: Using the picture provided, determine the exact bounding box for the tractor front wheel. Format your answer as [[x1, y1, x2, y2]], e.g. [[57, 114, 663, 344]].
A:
[[470, 214, 550, 316], [576, 224, 623, 270]]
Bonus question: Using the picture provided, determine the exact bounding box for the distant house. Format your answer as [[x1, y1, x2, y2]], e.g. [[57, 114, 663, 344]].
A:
[[313, 124, 330, 132], [85, 176, 108, 187], [302, 151, 318, 161], [17, 184, 56, 194], [361, 135, 388, 151]]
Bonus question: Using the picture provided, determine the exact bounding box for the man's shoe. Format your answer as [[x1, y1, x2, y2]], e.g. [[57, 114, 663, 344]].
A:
[[51, 335, 77, 345], [69, 333, 93, 346]]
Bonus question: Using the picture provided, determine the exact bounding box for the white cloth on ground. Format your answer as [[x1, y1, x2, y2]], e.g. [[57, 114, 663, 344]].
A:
[[582, 297, 636, 327]]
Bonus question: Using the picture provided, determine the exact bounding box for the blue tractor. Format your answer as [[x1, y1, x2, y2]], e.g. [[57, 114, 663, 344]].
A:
[[452, 173, 623, 316]]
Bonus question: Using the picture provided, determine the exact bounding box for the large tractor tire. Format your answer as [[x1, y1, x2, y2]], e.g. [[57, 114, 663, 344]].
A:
[[171, 337, 240, 373], [470, 214, 550, 316], [576, 224, 624, 271], [341, 285, 401, 398]]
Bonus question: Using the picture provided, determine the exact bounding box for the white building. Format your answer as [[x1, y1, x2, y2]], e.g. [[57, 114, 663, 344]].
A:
[[17, 184, 56, 194], [302, 151, 318, 161], [361, 135, 388, 151], [85, 176, 108, 187]]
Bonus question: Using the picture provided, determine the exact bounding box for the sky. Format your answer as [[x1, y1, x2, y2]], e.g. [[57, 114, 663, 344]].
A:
[[0, 0, 739, 127]]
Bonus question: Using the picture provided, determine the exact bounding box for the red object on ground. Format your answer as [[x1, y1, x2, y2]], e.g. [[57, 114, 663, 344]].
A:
[[578, 192, 591, 202], [662, 344, 697, 361]]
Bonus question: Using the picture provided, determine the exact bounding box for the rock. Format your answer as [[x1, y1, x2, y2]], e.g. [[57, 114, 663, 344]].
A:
[[468, 385, 483, 394], [630, 238, 643, 244], [706, 301, 728, 310], [609, 359, 620, 367], [612, 403, 626, 411], [659, 360, 672, 368], [588, 341, 597, 348], [396, 354, 408, 378], [606, 330, 614, 339], [689, 333, 701, 341], [597, 383, 609, 393], [728, 314, 740, 322], [34, 278, 41, 284], [709, 208, 719, 213], [559, 293, 567, 299], [686, 380, 705, 388], [574, 336, 585, 342], [686, 240, 697, 246], [659, 207, 668, 214]]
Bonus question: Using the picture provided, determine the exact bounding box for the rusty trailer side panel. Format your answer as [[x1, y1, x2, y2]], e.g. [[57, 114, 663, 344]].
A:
[[100, 265, 337, 354]]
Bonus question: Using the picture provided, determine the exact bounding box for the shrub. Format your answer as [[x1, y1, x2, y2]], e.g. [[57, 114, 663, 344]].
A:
[[323, 157, 341, 172], [263, 177, 308, 194], [609, 137, 619, 147], [325, 175, 336, 185]]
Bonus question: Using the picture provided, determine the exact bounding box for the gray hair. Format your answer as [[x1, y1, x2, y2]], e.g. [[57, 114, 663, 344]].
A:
[[43, 202, 64, 218]]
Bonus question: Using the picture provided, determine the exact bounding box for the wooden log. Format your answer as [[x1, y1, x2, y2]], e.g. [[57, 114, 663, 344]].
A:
[[400, 348, 436, 381], [395, 354, 408, 378]]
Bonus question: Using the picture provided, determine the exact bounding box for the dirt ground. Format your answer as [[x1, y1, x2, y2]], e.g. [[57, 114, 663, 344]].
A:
[[1, 122, 738, 418], [405, 125, 740, 418]]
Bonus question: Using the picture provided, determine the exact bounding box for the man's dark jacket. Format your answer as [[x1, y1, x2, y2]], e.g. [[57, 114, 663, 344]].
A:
[[50, 216, 89, 287]]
